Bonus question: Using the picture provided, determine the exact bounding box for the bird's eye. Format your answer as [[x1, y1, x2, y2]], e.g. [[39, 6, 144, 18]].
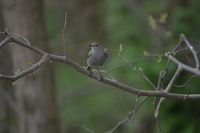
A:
[[95, 45, 98, 47]]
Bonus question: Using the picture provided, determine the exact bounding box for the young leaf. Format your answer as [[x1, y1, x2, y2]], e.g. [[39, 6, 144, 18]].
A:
[[119, 44, 123, 52], [12, 81, 17, 86], [27, 62, 33, 66], [139, 67, 143, 72], [143, 51, 150, 56], [118, 44, 123, 56], [15, 69, 20, 75], [9, 43, 14, 47], [159, 13, 168, 23], [148, 15, 157, 29], [157, 56, 162, 63]]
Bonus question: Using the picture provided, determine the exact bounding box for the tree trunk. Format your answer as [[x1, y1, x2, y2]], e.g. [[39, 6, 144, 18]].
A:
[[0, 2, 16, 133], [1, 0, 58, 133]]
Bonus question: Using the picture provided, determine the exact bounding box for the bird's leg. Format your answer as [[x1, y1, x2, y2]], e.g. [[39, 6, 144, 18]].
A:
[[97, 67, 103, 80]]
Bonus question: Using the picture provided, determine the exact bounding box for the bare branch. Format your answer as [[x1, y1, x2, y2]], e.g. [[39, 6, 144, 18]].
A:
[[62, 12, 67, 57], [155, 66, 183, 118], [181, 34, 200, 69], [173, 75, 197, 88], [105, 96, 149, 133], [166, 54, 200, 75], [0, 37, 12, 49], [0, 55, 49, 81], [128, 95, 139, 133]]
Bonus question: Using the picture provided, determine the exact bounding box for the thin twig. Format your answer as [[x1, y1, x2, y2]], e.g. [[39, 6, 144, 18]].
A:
[[128, 95, 139, 133], [181, 34, 200, 69], [104, 96, 149, 133], [183, 83, 192, 101], [62, 12, 67, 57], [4, 29, 31, 45], [155, 66, 183, 118], [173, 75, 197, 87], [71, 124, 95, 133]]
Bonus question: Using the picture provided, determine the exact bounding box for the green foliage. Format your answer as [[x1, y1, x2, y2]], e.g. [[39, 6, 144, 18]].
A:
[[148, 15, 157, 29], [12, 81, 17, 86], [139, 67, 143, 72], [158, 13, 168, 24], [143, 51, 150, 56], [9, 43, 14, 47], [118, 44, 123, 56], [157, 56, 162, 63], [27, 62, 33, 66], [15, 69, 20, 75]]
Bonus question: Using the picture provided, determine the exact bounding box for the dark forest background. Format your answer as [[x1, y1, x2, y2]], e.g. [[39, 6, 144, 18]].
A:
[[0, 0, 200, 133]]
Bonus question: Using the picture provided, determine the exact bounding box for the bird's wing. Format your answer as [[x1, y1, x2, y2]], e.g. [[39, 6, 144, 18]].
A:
[[105, 52, 108, 58], [87, 51, 92, 59]]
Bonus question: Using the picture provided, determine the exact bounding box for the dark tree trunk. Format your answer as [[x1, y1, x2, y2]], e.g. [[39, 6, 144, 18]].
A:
[[1, 0, 58, 133]]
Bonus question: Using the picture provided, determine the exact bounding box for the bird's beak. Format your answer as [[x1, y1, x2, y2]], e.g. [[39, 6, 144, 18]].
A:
[[89, 44, 93, 47]]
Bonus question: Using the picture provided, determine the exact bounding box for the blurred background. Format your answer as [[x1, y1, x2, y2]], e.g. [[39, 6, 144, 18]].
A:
[[0, 0, 200, 133]]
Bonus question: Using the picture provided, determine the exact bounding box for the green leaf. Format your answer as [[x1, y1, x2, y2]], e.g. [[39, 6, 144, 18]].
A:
[[12, 81, 17, 86], [157, 56, 162, 63], [27, 62, 33, 66], [119, 44, 123, 52], [143, 51, 150, 56], [118, 44, 123, 56], [15, 69, 20, 75], [148, 15, 157, 29], [134, 66, 137, 71], [139, 67, 143, 72], [9, 43, 14, 47], [158, 13, 168, 23]]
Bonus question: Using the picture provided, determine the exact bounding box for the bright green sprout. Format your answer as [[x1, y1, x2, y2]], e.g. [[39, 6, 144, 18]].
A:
[[143, 51, 150, 56], [158, 13, 168, 23], [139, 67, 143, 72], [15, 69, 20, 75], [157, 56, 162, 63], [9, 43, 14, 47], [133, 66, 137, 71], [118, 44, 123, 56], [27, 62, 33, 66], [173, 52, 176, 56], [12, 81, 17, 86], [148, 15, 157, 29]]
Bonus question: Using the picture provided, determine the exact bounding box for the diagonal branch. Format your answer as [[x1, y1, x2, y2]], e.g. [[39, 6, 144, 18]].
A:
[[1, 34, 200, 101], [155, 66, 183, 117], [181, 34, 200, 69]]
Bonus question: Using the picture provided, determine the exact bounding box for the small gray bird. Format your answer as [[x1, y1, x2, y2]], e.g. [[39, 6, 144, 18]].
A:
[[86, 42, 107, 73]]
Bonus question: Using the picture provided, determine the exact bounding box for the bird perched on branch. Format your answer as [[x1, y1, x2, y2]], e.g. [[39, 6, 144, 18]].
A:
[[86, 42, 107, 77]]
